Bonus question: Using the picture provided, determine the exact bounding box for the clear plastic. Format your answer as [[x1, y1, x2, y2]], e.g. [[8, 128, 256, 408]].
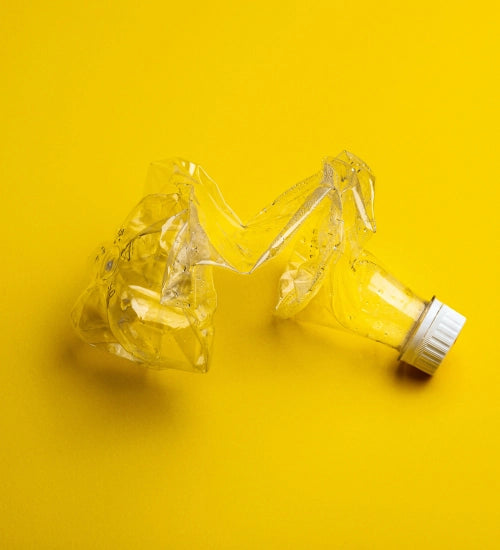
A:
[[72, 151, 431, 373]]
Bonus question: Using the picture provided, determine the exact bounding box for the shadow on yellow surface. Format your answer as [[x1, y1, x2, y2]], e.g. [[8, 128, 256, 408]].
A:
[[394, 361, 432, 386], [56, 323, 177, 422]]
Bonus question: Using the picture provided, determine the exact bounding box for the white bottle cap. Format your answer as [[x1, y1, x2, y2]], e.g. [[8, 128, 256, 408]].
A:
[[399, 297, 466, 375]]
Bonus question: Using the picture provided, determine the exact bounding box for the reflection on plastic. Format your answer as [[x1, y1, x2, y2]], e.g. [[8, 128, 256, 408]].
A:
[[72, 151, 464, 374]]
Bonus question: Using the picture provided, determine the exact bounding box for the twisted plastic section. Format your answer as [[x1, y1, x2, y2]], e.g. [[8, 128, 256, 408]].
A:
[[72, 151, 376, 372]]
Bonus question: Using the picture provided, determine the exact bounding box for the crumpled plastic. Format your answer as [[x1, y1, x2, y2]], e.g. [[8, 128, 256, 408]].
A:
[[72, 151, 376, 372]]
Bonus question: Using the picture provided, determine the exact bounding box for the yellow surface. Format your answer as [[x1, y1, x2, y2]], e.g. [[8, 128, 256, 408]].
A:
[[1, 1, 498, 547]]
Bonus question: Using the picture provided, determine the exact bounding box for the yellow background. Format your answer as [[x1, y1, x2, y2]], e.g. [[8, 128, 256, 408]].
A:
[[1, 1, 499, 548]]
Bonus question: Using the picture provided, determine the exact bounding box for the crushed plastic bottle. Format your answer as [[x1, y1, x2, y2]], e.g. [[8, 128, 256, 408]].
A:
[[72, 151, 465, 375]]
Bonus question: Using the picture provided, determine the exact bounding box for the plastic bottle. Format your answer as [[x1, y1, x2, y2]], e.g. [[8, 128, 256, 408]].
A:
[[72, 151, 465, 374]]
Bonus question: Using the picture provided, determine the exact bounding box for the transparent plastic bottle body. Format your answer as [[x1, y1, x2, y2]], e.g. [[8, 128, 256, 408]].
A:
[[72, 152, 464, 374], [294, 250, 427, 348]]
